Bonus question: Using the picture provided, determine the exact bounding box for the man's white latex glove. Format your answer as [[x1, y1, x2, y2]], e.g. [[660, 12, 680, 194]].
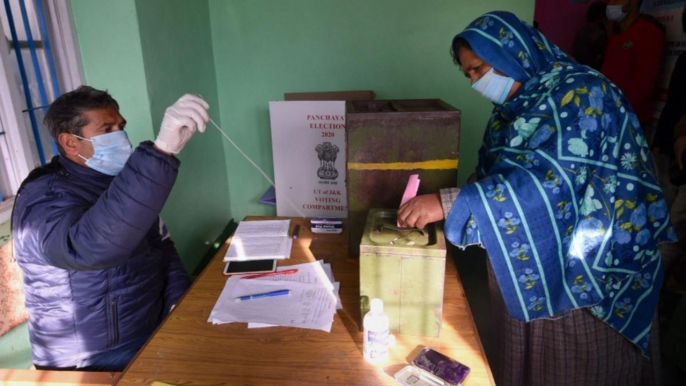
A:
[[154, 94, 210, 154]]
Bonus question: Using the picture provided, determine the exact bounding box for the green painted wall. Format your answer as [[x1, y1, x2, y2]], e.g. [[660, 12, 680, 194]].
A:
[[0, 322, 31, 368], [209, 0, 535, 220], [71, 0, 232, 273], [71, 0, 154, 147], [135, 0, 231, 272]]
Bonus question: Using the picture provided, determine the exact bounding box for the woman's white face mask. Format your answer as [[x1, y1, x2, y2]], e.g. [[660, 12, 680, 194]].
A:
[[606, 2, 629, 22], [471, 67, 515, 105]]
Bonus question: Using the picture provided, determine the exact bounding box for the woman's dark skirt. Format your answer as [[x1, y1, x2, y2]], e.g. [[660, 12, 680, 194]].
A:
[[487, 260, 661, 385]]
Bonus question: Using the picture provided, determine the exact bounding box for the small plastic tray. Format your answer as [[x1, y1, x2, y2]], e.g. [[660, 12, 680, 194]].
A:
[[394, 365, 446, 386]]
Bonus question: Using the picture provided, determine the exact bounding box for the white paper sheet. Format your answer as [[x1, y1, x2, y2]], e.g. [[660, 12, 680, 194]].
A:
[[319, 263, 342, 310], [210, 279, 336, 332], [223, 220, 293, 261], [248, 278, 341, 327], [224, 236, 293, 261], [210, 261, 340, 332], [233, 220, 291, 238]]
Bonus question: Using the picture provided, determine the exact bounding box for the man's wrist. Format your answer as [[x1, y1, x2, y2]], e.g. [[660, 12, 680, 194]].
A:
[[153, 143, 174, 156]]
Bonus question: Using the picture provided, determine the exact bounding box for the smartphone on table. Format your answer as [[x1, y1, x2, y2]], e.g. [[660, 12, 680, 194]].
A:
[[412, 347, 470, 386], [222, 259, 277, 276]]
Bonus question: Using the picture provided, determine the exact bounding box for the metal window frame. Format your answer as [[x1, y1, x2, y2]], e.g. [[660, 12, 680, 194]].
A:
[[0, 0, 83, 222], [44, 0, 83, 91], [0, 13, 34, 196]]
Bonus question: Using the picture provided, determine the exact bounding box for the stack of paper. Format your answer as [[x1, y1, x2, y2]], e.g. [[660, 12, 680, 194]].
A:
[[224, 220, 293, 261], [209, 261, 341, 332]]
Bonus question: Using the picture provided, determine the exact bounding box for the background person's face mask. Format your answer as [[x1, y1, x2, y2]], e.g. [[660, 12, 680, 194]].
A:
[[73, 131, 133, 176], [471, 67, 515, 105], [606, 2, 628, 22]]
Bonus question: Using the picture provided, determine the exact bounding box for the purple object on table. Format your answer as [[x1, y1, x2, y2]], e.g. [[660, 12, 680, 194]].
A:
[[412, 347, 471, 385]]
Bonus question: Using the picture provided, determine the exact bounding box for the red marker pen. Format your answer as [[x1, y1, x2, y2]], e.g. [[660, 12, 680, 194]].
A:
[[241, 269, 298, 280]]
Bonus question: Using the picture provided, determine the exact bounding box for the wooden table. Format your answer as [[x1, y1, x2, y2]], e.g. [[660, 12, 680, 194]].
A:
[[0, 369, 120, 385], [117, 217, 494, 385]]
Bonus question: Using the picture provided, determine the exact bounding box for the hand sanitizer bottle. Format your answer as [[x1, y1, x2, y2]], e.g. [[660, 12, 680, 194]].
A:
[[363, 298, 390, 361]]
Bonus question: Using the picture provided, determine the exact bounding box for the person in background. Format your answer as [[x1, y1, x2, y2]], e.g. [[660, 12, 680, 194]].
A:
[[398, 11, 674, 385], [665, 114, 686, 379], [601, 0, 665, 127], [12, 86, 209, 371], [572, 1, 608, 70], [646, 6, 686, 383], [653, 6, 686, 279]]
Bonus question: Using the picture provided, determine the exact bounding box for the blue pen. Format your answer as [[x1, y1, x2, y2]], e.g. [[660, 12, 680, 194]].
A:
[[235, 289, 291, 301]]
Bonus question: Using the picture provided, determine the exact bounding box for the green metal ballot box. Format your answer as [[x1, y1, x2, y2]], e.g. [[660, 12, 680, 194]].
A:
[[359, 209, 447, 338]]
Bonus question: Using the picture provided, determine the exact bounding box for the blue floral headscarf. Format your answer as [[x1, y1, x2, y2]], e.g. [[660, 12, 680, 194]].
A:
[[446, 11, 675, 353]]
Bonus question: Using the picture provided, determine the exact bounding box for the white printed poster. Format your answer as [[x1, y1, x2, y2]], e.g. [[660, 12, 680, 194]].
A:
[[269, 101, 347, 218]]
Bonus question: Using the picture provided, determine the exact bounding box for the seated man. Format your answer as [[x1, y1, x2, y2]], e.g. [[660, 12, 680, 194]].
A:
[[12, 86, 209, 371]]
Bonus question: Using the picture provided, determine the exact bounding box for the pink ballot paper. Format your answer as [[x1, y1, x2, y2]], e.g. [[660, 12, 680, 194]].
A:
[[398, 174, 421, 226]]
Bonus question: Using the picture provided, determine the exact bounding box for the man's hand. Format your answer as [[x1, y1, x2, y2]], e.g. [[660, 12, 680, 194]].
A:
[[675, 136, 686, 170], [154, 94, 210, 155], [397, 193, 444, 229]]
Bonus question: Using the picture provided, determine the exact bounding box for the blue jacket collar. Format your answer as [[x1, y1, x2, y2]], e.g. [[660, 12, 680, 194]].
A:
[[57, 154, 114, 186]]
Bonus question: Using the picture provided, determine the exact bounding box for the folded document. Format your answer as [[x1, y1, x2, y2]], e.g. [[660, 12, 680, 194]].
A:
[[224, 219, 293, 261]]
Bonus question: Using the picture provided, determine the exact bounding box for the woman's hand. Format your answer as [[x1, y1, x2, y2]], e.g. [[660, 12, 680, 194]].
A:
[[397, 193, 444, 229], [675, 136, 686, 169]]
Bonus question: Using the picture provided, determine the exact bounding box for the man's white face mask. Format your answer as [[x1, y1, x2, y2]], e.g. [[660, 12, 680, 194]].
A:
[[73, 131, 133, 176]]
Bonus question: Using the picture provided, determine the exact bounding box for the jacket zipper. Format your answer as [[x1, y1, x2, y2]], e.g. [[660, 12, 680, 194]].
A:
[[110, 300, 119, 346]]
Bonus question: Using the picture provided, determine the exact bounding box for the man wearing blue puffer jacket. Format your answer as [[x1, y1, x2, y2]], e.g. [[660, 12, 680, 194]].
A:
[[12, 86, 209, 371]]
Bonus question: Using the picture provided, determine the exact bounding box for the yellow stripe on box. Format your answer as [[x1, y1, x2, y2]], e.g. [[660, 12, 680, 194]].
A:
[[348, 159, 458, 171]]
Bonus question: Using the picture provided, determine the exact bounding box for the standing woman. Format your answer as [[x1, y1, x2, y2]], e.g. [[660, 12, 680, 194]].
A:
[[398, 11, 675, 386]]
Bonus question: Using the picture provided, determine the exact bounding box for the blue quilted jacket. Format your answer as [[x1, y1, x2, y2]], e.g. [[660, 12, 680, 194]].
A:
[[12, 141, 190, 368]]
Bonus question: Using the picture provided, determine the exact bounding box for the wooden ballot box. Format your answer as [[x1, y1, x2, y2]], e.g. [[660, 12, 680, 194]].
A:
[[346, 99, 460, 257], [359, 209, 447, 337]]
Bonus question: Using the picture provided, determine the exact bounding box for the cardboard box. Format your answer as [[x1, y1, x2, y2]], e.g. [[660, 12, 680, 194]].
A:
[[284, 90, 375, 101]]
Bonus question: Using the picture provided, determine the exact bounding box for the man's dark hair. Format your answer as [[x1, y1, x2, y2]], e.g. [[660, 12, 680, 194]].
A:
[[587, 2, 607, 23], [450, 37, 472, 66], [44, 85, 119, 155]]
